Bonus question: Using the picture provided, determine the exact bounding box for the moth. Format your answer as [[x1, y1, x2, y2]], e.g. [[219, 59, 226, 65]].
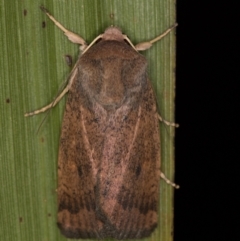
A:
[[25, 6, 179, 239]]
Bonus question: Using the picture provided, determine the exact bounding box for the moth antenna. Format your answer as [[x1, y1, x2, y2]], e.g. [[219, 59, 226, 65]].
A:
[[82, 35, 103, 54], [123, 35, 137, 51]]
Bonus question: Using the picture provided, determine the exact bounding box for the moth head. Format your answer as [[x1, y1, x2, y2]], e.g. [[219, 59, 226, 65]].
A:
[[82, 27, 137, 55], [102, 27, 125, 41]]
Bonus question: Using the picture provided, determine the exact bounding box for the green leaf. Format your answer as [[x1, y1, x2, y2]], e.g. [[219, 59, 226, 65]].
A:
[[0, 1, 177, 241]]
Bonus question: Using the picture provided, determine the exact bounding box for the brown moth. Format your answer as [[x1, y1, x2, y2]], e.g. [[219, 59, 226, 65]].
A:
[[25, 6, 179, 239]]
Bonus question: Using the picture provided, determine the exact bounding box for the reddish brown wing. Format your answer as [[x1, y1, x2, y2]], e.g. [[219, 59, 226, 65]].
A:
[[57, 40, 160, 239], [97, 79, 160, 239], [57, 65, 105, 238]]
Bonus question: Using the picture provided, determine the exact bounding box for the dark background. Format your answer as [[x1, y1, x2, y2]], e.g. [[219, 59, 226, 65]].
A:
[[174, 2, 238, 241]]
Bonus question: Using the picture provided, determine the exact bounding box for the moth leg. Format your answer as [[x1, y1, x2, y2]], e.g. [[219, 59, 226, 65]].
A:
[[160, 172, 180, 189], [135, 23, 178, 51], [40, 6, 88, 50], [158, 114, 179, 127], [24, 84, 70, 117]]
